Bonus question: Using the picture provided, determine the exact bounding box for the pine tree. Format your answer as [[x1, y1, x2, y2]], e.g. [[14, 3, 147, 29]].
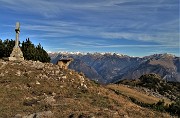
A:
[[21, 38, 36, 60], [0, 39, 5, 58], [35, 43, 50, 62], [1, 38, 50, 63], [3, 39, 15, 57]]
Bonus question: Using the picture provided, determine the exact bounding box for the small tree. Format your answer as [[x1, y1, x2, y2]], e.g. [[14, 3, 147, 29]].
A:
[[3, 39, 15, 57], [0, 39, 5, 58], [1, 38, 50, 63], [21, 38, 50, 62]]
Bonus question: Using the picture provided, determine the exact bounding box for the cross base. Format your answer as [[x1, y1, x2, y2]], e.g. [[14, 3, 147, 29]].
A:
[[8, 46, 24, 61]]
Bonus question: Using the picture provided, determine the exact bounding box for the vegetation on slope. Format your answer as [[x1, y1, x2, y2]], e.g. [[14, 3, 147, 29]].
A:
[[107, 84, 171, 104], [116, 73, 180, 116], [0, 60, 170, 118]]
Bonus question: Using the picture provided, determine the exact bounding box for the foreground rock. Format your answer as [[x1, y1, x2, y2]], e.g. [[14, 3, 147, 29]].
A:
[[14, 111, 53, 118]]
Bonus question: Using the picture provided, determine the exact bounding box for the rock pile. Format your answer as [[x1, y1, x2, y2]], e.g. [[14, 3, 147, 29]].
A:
[[15, 111, 53, 118], [0, 59, 89, 89]]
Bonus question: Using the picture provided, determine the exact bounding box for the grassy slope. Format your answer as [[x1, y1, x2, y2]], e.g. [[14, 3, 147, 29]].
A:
[[0, 60, 171, 118], [107, 84, 171, 104]]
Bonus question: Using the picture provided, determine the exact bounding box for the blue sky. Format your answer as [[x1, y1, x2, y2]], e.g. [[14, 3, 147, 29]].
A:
[[0, 0, 179, 57]]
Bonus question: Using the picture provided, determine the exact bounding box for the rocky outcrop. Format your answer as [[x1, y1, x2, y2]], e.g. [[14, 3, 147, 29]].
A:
[[117, 74, 180, 101]]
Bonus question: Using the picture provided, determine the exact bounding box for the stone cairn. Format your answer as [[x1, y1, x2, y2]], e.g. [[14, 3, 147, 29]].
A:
[[8, 22, 24, 61], [56, 58, 73, 69]]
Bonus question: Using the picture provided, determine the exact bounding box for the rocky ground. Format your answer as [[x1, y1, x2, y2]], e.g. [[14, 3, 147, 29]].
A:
[[0, 59, 172, 118], [117, 74, 180, 101]]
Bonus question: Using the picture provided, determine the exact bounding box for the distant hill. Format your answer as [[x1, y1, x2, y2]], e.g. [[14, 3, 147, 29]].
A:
[[0, 59, 171, 118], [49, 52, 180, 84], [116, 73, 180, 116], [117, 73, 180, 101]]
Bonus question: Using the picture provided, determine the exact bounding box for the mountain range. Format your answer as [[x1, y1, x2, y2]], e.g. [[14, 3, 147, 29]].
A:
[[49, 52, 180, 84]]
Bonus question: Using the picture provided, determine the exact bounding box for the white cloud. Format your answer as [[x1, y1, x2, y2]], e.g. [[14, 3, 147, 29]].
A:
[[67, 40, 178, 49], [1, 0, 177, 18], [0, 0, 179, 56], [0, 0, 122, 17], [100, 32, 179, 46]]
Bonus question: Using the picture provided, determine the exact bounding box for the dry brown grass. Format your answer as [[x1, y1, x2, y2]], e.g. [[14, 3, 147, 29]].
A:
[[0, 60, 172, 118], [107, 84, 172, 104]]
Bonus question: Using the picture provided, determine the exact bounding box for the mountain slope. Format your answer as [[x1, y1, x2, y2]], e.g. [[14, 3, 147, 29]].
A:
[[0, 59, 171, 118], [68, 59, 104, 83], [117, 73, 180, 101], [115, 73, 180, 116], [118, 54, 180, 82], [50, 53, 180, 84]]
